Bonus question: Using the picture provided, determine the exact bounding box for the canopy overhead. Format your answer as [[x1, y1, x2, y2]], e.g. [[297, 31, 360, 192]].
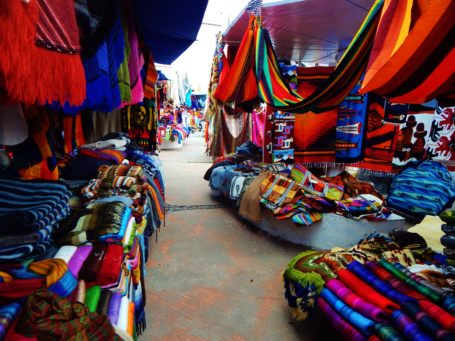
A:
[[133, 0, 209, 65], [223, 0, 375, 65]]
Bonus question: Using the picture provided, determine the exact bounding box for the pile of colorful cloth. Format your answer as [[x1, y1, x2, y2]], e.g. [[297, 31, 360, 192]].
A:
[[283, 232, 455, 340], [0, 179, 71, 261], [157, 123, 190, 145]]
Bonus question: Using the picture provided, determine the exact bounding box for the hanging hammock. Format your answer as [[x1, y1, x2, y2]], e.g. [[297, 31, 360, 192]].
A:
[[360, 0, 455, 105], [215, 0, 384, 114]]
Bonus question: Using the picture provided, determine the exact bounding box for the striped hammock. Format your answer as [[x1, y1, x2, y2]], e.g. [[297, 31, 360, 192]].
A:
[[215, 0, 384, 114]]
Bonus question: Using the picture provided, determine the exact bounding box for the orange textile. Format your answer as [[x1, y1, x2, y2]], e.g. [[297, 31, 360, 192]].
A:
[[361, 0, 455, 104]]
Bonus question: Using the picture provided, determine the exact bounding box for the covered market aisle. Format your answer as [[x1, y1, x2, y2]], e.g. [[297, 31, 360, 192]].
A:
[[145, 134, 337, 340]]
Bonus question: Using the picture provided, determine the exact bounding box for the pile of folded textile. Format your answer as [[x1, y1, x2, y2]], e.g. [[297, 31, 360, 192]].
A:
[[158, 123, 189, 144], [440, 205, 455, 265], [0, 178, 71, 261], [283, 231, 455, 340], [0, 134, 164, 339]]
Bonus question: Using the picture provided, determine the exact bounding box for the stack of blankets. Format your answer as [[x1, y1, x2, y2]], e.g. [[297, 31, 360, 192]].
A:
[[0, 178, 71, 261], [283, 232, 455, 340], [0, 147, 164, 338]]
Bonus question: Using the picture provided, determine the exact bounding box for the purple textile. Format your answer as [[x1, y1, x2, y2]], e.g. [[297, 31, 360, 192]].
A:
[[326, 279, 388, 322], [108, 292, 122, 326], [67, 245, 93, 278], [391, 310, 432, 341], [318, 297, 368, 341]]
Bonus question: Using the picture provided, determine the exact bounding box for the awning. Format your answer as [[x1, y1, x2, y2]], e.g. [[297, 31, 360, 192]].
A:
[[223, 0, 375, 64], [133, 0, 209, 65]]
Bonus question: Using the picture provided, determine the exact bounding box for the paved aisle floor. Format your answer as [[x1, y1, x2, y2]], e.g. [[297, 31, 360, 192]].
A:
[[143, 135, 336, 340]]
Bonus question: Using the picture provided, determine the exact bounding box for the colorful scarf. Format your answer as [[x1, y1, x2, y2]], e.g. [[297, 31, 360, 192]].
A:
[[326, 279, 388, 322], [317, 297, 367, 341], [337, 268, 400, 314], [17, 289, 119, 340]]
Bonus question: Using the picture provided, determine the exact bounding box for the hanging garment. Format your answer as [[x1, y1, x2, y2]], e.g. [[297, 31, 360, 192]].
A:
[[361, 94, 398, 173], [360, 0, 455, 104], [335, 83, 368, 163], [121, 101, 158, 151], [0, 0, 85, 106]]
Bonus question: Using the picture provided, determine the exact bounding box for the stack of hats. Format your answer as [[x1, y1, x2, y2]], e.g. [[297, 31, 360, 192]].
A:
[[440, 206, 455, 263]]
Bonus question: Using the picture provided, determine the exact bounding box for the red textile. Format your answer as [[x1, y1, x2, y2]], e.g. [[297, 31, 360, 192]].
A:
[[0, 279, 44, 299], [0, 0, 85, 106], [419, 300, 455, 333], [96, 244, 124, 287], [4, 318, 38, 341], [337, 269, 400, 314]]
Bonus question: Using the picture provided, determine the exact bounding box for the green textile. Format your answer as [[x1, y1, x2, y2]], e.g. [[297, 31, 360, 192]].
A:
[[374, 323, 404, 341], [283, 251, 333, 293], [378, 259, 442, 303], [86, 285, 102, 313]]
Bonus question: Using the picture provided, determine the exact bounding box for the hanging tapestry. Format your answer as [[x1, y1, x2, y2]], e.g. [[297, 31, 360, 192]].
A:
[[383, 100, 409, 124], [121, 100, 157, 152], [335, 83, 368, 163], [392, 107, 434, 172], [360, 0, 455, 104], [272, 112, 294, 163], [251, 108, 266, 148], [293, 67, 337, 164], [361, 94, 398, 173], [424, 106, 455, 171]]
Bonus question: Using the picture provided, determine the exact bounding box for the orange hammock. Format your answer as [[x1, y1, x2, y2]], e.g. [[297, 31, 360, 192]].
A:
[[215, 0, 384, 113], [360, 0, 455, 104]]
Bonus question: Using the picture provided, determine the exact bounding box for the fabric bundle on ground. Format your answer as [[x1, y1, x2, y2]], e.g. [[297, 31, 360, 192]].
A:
[[259, 173, 302, 211], [17, 289, 119, 340]]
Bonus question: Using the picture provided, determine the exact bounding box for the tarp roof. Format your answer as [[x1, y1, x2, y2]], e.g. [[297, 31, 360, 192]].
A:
[[223, 0, 375, 65], [133, 0, 209, 65]]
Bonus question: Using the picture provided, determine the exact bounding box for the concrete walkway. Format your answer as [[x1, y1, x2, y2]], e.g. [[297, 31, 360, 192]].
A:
[[143, 135, 336, 340]]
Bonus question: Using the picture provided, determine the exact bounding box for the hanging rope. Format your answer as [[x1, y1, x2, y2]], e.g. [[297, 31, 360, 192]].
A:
[[246, 0, 262, 17]]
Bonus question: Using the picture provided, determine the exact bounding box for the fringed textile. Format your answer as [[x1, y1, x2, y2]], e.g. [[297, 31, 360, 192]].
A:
[[0, 0, 85, 106]]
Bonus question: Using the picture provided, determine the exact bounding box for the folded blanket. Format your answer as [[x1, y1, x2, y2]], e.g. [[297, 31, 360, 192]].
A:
[[419, 300, 455, 333], [118, 296, 129, 330], [373, 323, 404, 341], [28, 258, 67, 287], [347, 261, 414, 304], [48, 270, 77, 297], [97, 244, 124, 287], [317, 297, 367, 341], [326, 279, 387, 322], [127, 302, 134, 337], [97, 289, 113, 315], [378, 259, 443, 303], [79, 243, 107, 283], [321, 288, 375, 335], [0, 301, 22, 339], [108, 292, 122, 326], [401, 300, 454, 340], [54, 245, 78, 264], [391, 310, 432, 341], [337, 269, 400, 314], [68, 245, 93, 277], [0, 278, 44, 299], [86, 285, 101, 313]]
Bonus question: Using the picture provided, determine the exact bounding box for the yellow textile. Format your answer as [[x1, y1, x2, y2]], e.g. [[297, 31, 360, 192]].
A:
[[29, 259, 67, 287]]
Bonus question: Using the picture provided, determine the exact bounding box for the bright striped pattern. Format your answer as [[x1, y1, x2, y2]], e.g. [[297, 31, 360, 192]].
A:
[[360, 0, 455, 104], [254, 0, 384, 113]]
